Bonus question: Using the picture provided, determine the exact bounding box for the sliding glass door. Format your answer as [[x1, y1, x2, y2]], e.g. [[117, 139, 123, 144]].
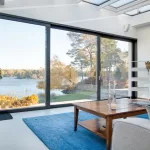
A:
[[100, 37, 130, 99], [0, 13, 137, 111], [50, 30, 132, 104], [0, 19, 46, 109], [50, 29, 97, 104]]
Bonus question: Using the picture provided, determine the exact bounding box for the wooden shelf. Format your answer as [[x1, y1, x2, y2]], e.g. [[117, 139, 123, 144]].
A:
[[78, 119, 106, 139]]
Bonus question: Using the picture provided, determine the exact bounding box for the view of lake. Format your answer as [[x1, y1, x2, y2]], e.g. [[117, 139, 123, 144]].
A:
[[0, 77, 44, 98], [0, 77, 86, 99], [0, 77, 128, 102]]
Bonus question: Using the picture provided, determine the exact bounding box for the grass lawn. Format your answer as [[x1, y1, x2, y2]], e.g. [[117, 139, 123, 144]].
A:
[[39, 91, 95, 103], [51, 91, 95, 102]]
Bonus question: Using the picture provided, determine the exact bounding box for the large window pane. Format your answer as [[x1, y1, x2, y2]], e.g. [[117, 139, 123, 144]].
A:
[[50, 29, 97, 104], [0, 19, 45, 109], [100, 38, 130, 99]]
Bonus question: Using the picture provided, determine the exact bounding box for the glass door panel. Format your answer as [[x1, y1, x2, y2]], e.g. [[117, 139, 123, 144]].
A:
[[50, 29, 97, 104], [0, 19, 45, 109], [100, 38, 130, 99]]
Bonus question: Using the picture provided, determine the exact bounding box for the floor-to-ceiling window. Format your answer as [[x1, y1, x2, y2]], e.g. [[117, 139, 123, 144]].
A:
[[0, 19, 46, 109], [100, 37, 131, 99], [50, 29, 97, 104], [0, 13, 137, 111]]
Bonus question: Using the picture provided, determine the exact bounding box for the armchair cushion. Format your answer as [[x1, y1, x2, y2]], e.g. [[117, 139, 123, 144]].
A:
[[146, 105, 150, 119], [112, 118, 150, 150]]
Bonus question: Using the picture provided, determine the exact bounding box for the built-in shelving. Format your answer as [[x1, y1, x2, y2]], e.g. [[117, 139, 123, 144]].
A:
[[131, 61, 150, 100]]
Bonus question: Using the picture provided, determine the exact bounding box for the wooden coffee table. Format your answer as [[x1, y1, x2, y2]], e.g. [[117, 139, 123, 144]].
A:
[[73, 99, 147, 150]]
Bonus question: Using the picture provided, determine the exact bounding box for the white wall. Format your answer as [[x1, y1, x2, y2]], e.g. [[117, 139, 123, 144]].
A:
[[1, 0, 150, 38], [131, 11, 150, 27], [0, 3, 116, 23], [137, 25, 150, 61], [0, 5, 137, 38], [136, 25, 150, 98], [68, 15, 137, 38]]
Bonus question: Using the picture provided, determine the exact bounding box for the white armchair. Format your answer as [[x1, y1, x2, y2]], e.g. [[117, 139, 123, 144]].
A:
[[111, 118, 150, 150]]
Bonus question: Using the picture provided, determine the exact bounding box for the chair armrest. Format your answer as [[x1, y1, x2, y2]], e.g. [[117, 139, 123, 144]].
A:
[[111, 118, 150, 150]]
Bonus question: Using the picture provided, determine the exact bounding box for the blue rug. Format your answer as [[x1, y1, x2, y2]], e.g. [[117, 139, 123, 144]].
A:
[[23, 112, 148, 150]]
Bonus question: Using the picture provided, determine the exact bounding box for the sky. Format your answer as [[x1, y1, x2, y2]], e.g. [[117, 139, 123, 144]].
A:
[[0, 19, 129, 69], [0, 19, 45, 69]]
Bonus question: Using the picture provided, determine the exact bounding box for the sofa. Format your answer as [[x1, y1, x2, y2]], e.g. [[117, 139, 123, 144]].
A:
[[111, 118, 150, 150]]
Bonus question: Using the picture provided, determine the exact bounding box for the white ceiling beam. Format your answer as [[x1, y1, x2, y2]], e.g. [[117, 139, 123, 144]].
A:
[[98, 0, 119, 9], [0, 4, 78, 11], [117, 0, 150, 14], [0, 0, 78, 10], [77, 0, 119, 8], [106, 0, 150, 13], [0, 0, 4, 5], [104, 6, 118, 12]]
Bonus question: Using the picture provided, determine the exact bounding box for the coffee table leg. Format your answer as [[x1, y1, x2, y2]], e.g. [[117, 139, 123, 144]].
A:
[[74, 106, 79, 131], [106, 116, 113, 150]]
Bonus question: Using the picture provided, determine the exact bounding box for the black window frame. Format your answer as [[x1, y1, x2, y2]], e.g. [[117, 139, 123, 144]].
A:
[[0, 12, 137, 113], [110, 0, 136, 9], [126, 9, 150, 16], [82, 0, 110, 6]]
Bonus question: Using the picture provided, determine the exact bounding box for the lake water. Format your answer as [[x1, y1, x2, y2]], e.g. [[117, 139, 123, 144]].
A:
[[0, 77, 129, 100], [0, 77, 44, 98], [0, 77, 84, 98]]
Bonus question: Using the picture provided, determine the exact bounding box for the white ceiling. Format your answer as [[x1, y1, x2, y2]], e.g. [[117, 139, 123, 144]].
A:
[[0, 0, 118, 22], [0, 0, 150, 16], [78, 0, 150, 16], [0, 0, 150, 30]]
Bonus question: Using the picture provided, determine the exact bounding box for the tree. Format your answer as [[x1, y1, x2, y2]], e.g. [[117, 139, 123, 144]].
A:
[[37, 80, 44, 90], [114, 68, 121, 80], [71, 50, 89, 81], [66, 32, 127, 86], [67, 32, 96, 78], [37, 56, 78, 90], [2, 69, 44, 79], [101, 38, 123, 81], [118, 62, 128, 81]]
